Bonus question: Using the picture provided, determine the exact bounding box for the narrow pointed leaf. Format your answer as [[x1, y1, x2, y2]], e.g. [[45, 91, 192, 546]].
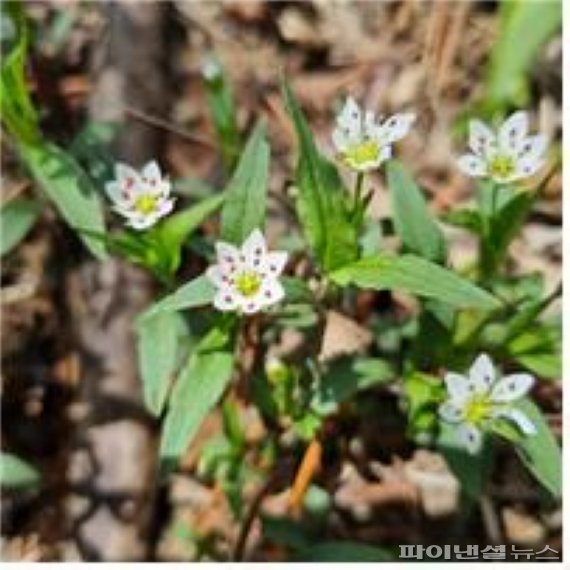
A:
[[21, 143, 107, 258], [220, 121, 269, 244], [136, 311, 186, 416], [331, 254, 499, 310], [142, 275, 214, 319], [386, 160, 447, 263], [159, 324, 235, 468], [282, 79, 358, 273], [1, 198, 41, 255]]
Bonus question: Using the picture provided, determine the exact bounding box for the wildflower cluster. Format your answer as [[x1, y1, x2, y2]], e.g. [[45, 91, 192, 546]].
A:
[[99, 98, 550, 457]]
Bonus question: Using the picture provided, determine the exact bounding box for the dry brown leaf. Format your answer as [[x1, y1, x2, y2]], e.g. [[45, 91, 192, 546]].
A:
[[319, 310, 373, 361]]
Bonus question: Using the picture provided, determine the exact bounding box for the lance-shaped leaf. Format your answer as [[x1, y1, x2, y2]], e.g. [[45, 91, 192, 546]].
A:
[[136, 311, 187, 416], [493, 398, 561, 497], [331, 254, 500, 310], [282, 79, 359, 273], [157, 194, 224, 274], [220, 121, 269, 245], [141, 275, 215, 319], [386, 160, 447, 263], [21, 143, 107, 258], [1, 198, 41, 256], [159, 322, 235, 469]]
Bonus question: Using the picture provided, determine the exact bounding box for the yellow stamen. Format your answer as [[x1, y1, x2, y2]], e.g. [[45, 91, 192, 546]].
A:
[[343, 139, 380, 169], [234, 271, 262, 297], [464, 394, 492, 425], [134, 194, 158, 215], [488, 154, 515, 179]]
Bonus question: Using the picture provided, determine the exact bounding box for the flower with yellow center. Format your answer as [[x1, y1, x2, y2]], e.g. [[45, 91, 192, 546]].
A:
[[105, 161, 175, 230], [134, 194, 159, 216], [439, 353, 536, 454], [234, 270, 262, 297], [332, 96, 415, 172], [457, 111, 548, 184], [205, 229, 288, 314]]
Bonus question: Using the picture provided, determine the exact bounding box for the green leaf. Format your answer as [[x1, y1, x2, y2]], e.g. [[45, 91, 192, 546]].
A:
[[441, 208, 484, 234], [159, 323, 235, 469], [136, 311, 186, 416], [477, 182, 534, 275], [69, 121, 119, 186], [0, 452, 41, 489], [0, 4, 41, 145], [202, 53, 241, 171], [282, 79, 359, 273], [437, 423, 494, 500], [1, 198, 41, 255], [294, 541, 393, 562], [484, 0, 562, 110], [404, 372, 444, 437], [311, 357, 394, 416], [514, 353, 561, 379], [331, 254, 500, 310], [142, 275, 214, 319], [220, 121, 269, 245], [496, 399, 561, 497], [281, 277, 314, 304], [21, 142, 107, 258], [386, 160, 447, 263], [158, 194, 224, 274]]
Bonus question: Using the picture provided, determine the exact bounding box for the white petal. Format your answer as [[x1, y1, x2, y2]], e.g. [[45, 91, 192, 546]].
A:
[[514, 134, 547, 179], [241, 297, 263, 314], [467, 353, 495, 395], [241, 229, 267, 266], [263, 251, 288, 277], [258, 278, 285, 308], [215, 241, 241, 269], [113, 163, 143, 201], [439, 400, 464, 423], [490, 373, 534, 403], [156, 197, 175, 217], [105, 181, 132, 207], [514, 156, 545, 181], [205, 265, 226, 287], [332, 127, 349, 153], [337, 96, 362, 130], [457, 423, 483, 454], [378, 145, 392, 163], [127, 214, 158, 230], [517, 134, 547, 161], [213, 289, 238, 312], [363, 110, 379, 139], [457, 154, 487, 177], [141, 160, 162, 183], [335, 96, 363, 145], [498, 111, 529, 152], [468, 119, 496, 157], [116, 162, 141, 185], [378, 112, 415, 144], [444, 372, 469, 403], [494, 407, 537, 436]]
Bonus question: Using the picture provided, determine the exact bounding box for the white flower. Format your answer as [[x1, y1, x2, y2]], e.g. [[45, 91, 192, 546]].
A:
[[206, 229, 288, 314], [332, 96, 415, 171], [439, 353, 536, 454], [457, 111, 548, 184], [105, 161, 175, 230]]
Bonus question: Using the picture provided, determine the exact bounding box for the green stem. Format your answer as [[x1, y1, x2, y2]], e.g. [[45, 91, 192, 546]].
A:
[[352, 171, 364, 215], [479, 182, 499, 282]]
